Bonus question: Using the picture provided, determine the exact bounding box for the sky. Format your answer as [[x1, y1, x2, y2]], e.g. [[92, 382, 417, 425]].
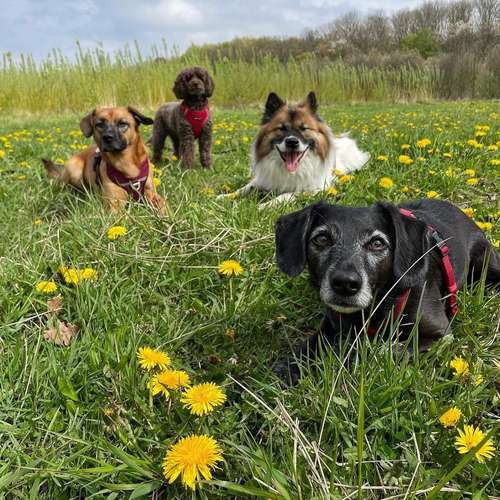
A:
[[1, 0, 424, 61]]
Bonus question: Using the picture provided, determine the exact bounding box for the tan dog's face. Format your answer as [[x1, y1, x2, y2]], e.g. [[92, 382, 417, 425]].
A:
[[255, 92, 330, 172], [80, 107, 153, 153]]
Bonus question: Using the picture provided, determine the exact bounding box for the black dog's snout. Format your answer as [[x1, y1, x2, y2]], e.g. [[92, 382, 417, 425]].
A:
[[330, 270, 362, 296], [285, 136, 299, 149]]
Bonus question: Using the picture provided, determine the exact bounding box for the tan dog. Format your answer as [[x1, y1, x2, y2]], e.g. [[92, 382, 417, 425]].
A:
[[43, 106, 166, 213]]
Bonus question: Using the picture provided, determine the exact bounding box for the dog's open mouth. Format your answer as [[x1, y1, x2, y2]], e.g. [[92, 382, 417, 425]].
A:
[[277, 147, 309, 173]]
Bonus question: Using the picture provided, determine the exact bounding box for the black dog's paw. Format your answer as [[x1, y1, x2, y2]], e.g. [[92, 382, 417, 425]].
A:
[[272, 357, 300, 386]]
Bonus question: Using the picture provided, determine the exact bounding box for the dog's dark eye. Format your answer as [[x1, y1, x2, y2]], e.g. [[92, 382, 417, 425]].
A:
[[368, 238, 386, 251], [118, 122, 129, 131], [95, 121, 105, 130], [311, 233, 333, 248], [278, 124, 288, 132], [299, 124, 309, 131]]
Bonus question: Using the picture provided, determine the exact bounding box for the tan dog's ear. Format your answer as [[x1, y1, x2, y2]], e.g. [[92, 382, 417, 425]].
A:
[[303, 91, 318, 114], [127, 107, 154, 126], [80, 110, 96, 137]]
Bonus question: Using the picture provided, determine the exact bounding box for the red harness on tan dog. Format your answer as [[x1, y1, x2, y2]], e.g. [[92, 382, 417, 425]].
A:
[[93, 150, 150, 201], [181, 102, 209, 138]]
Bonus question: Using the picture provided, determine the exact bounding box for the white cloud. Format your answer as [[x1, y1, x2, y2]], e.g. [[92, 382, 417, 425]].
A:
[[141, 0, 203, 27]]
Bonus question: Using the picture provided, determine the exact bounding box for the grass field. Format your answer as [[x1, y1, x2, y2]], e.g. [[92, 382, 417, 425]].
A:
[[0, 100, 499, 498]]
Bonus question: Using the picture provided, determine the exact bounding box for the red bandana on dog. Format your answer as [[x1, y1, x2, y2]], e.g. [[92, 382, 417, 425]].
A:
[[181, 102, 209, 138]]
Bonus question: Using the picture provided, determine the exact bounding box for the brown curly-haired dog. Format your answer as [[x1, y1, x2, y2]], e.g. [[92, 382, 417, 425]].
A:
[[152, 67, 214, 168]]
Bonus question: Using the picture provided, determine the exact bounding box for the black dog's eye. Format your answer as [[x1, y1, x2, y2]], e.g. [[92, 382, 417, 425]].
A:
[[118, 122, 129, 131], [311, 233, 333, 248], [368, 237, 386, 251]]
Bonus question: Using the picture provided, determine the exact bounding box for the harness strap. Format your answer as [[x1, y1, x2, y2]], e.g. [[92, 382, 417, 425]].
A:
[[359, 207, 459, 338], [399, 207, 459, 318], [180, 101, 210, 138], [92, 148, 150, 201]]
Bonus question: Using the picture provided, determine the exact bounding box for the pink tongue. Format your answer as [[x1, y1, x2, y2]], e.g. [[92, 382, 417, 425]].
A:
[[286, 151, 300, 172]]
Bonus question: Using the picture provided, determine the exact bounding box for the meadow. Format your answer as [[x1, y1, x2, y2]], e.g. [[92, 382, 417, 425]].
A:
[[0, 100, 499, 498]]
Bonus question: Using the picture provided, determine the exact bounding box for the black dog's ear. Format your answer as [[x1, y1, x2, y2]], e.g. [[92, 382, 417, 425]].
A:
[[304, 91, 318, 114], [275, 203, 323, 277], [262, 92, 285, 124], [378, 202, 430, 289], [80, 109, 95, 137], [127, 106, 154, 126]]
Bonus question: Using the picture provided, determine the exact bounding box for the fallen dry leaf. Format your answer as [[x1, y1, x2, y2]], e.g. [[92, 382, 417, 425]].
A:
[[47, 295, 64, 315], [43, 320, 78, 346]]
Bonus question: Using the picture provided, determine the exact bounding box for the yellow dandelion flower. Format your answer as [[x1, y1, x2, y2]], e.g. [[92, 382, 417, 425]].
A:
[[35, 280, 58, 294], [225, 327, 236, 341], [401, 143, 410, 150], [455, 425, 495, 463], [334, 169, 343, 176], [476, 221, 492, 231], [339, 174, 355, 184], [59, 266, 80, 285], [162, 434, 223, 490], [439, 407, 462, 428], [218, 260, 243, 277], [153, 177, 161, 187], [376, 155, 388, 161], [137, 346, 171, 371], [474, 374, 484, 386], [399, 155, 413, 165], [379, 177, 394, 189], [450, 356, 470, 377], [464, 169, 476, 177], [107, 226, 127, 240], [462, 208, 475, 217], [490, 159, 500, 165], [80, 268, 97, 281], [427, 191, 439, 199], [401, 185, 410, 193], [34, 218, 43, 225], [416, 138, 431, 148], [487, 144, 497, 151], [325, 186, 338, 196], [0, 150, 5, 158], [149, 369, 191, 397], [181, 382, 226, 416], [466, 178, 479, 186]]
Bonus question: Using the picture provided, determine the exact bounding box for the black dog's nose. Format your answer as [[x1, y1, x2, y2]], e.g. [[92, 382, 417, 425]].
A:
[[285, 137, 299, 149], [331, 270, 362, 296]]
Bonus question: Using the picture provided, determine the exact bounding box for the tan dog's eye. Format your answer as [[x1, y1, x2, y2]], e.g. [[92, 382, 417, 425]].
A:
[[95, 121, 105, 130], [299, 124, 309, 131], [118, 122, 129, 131]]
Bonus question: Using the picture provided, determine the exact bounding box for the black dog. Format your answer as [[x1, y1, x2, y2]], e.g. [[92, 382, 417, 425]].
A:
[[274, 199, 500, 384]]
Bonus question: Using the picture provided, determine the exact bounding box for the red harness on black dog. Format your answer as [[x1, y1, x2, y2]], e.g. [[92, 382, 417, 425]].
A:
[[93, 150, 150, 201], [181, 101, 209, 138], [364, 207, 459, 337]]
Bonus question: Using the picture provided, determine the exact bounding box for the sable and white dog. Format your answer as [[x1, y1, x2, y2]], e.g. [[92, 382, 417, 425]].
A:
[[220, 91, 369, 207]]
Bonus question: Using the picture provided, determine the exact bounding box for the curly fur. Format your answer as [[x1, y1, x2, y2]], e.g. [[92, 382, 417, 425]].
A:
[[152, 66, 214, 168]]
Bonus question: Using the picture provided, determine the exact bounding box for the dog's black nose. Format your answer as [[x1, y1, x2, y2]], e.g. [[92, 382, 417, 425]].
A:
[[102, 133, 113, 143], [330, 270, 362, 296], [285, 137, 299, 149]]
